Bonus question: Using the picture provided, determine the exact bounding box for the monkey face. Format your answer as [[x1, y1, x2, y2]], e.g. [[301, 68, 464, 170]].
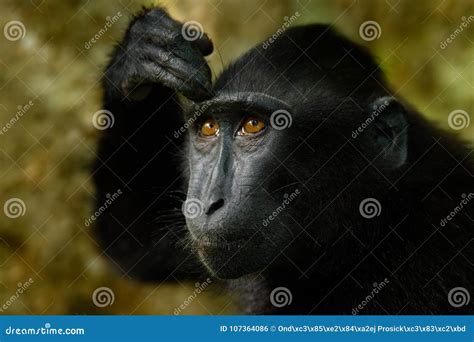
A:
[[182, 94, 298, 279]]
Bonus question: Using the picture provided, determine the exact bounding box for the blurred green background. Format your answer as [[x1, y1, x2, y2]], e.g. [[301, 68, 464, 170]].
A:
[[0, 0, 472, 314]]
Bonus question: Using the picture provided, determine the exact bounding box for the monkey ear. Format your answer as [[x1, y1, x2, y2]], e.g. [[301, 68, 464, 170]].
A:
[[365, 96, 408, 169]]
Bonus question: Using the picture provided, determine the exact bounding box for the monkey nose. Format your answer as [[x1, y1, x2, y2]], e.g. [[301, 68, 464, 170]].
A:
[[205, 198, 225, 216]]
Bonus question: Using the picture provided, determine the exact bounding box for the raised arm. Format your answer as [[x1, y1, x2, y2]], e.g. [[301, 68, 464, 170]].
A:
[[93, 7, 212, 281]]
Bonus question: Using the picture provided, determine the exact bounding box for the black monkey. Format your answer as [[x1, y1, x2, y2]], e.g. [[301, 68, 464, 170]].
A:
[[94, 7, 474, 314]]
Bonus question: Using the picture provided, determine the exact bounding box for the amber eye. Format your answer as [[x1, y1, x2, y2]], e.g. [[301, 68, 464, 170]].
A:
[[240, 117, 266, 135], [200, 119, 219, 137]]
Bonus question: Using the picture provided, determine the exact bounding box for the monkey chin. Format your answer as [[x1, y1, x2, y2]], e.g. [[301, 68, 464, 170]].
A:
[[194, 236, 274, 279]]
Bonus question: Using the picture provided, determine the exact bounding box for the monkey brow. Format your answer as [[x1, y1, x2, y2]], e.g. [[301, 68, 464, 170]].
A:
[[184, 92, 292, 118]]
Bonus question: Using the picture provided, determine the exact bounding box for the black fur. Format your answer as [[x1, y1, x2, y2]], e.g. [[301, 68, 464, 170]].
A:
[[93, 7, 473, 314]]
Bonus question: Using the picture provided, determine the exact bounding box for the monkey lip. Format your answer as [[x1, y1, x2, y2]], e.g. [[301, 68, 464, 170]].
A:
[[193, 232, 274, 279], [194, 234, 259, 252]]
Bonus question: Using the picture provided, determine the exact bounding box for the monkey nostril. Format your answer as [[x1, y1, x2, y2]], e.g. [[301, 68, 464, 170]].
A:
[[205, 199, 224, 215]]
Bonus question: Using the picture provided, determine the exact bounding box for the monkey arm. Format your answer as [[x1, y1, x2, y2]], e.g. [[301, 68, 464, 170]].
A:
[[93, 7, 211, 281]]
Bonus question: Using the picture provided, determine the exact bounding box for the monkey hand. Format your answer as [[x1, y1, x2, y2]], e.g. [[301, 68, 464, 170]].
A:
[[106, 7, 214, 102]]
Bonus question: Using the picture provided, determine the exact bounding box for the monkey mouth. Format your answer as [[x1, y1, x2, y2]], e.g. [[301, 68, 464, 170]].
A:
[[193, 234, 255, 252], [192, 233, 268, 279]]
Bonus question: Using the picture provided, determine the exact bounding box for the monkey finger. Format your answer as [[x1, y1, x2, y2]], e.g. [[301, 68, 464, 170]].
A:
[[141, 61, 212, 101], [141, 46, 212, 97], [193, 33, 214, 56]]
